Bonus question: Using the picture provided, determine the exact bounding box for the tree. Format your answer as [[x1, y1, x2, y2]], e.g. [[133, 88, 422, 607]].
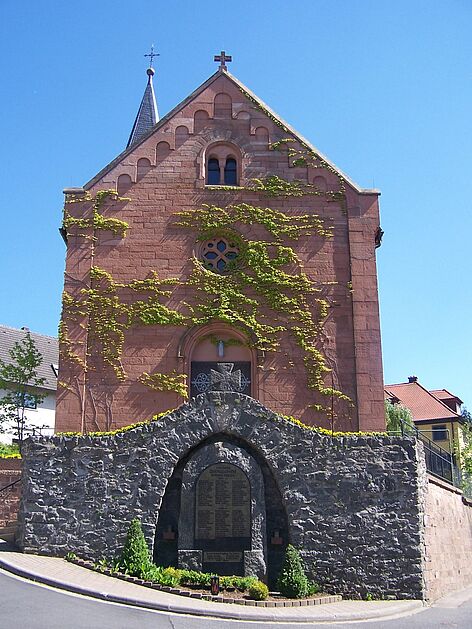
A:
[[458, 418, 472, 498], [384, 400, 415, 435], [0, 332, 45, 452], [117, 518, 152, 577], [277, 544, 309, 598], [461, 407, 472, 426]]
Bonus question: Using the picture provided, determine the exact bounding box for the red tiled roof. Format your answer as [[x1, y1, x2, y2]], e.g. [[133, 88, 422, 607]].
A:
[[430, 389, 463, 405], [384, 381, 460, 421]]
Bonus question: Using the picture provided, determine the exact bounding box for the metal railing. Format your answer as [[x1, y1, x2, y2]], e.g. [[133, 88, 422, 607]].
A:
[[391, 419, 464, 490], [0, 478, 21, 496]]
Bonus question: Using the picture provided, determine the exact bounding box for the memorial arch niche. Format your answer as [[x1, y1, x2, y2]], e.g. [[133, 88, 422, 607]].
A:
[[178, 442, 267, 579]]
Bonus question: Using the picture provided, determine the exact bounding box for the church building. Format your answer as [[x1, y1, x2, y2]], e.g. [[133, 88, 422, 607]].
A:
[[18, 55, 471, 601], [56, 53, 385, 434]]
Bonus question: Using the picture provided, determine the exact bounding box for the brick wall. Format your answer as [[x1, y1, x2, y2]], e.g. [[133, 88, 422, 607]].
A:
[[0, 458, 22, 529], [423, 475, 472, 601]]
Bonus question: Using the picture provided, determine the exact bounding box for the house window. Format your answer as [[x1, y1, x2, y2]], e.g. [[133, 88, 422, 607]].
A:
[[207, 158, 220, 185], [432, 425, 447, 441], [224, 158, 237, 185], [201, 237, 239, 273], [15, 392, 37, 409]]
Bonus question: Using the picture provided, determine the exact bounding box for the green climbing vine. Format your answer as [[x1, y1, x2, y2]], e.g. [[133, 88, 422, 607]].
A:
[[62, 189, 130, 238], [269, 139, 347, 210], [174, 202, 350, 409], [61, 267, 186, 381], [60, 170, 351, 422], [55, 408, 384, 440], [139, 371, 188, 398]]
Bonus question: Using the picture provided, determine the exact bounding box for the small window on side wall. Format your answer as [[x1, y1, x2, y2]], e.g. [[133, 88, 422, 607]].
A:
[[207, 158, 220, 185], [432, 425, 448, 441]]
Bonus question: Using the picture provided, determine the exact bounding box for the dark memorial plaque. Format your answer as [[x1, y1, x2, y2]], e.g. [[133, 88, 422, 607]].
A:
[[196, 463, 250, 539], [195, 463, 251, 575]]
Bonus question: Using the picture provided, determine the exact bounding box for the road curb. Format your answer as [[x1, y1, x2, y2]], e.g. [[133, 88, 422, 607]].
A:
[[0, 553, 425, 623]]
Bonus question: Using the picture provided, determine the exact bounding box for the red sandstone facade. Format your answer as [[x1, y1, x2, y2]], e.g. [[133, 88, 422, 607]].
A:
[[56, 67, 385, 433]]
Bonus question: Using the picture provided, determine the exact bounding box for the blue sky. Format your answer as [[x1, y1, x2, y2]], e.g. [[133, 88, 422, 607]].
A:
[[0, 1, 470, 408]]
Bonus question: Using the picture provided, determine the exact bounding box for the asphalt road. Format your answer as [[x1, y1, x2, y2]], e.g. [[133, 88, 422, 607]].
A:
[[0, 569, 471, 629]]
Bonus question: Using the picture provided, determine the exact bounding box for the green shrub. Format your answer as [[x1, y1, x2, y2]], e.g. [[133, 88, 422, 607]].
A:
[[307, 581, 321, 595], [159, 566, 182, 586], [0, 443, 20, 458], [65, 552, 77, 562], [179, 569, 212, 588], [117, 518, 152, 577], [219, 575, 236, 590], [233, 576, 257, 591], [277, 544, 309, 598], [141, 564, 165, 582], [248, 580, 269, 600]]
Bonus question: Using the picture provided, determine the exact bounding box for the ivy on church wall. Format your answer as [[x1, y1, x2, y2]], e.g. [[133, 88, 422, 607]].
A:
[[62, 189, 130, 239], [60, 133, 352, 423], [139, 371, 188, 398], [61, 196, 350, 417], [175, 202, 349, 409]]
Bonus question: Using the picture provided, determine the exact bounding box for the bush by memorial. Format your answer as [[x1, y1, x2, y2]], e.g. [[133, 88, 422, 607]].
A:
[[277, 544, 310, 598], [71, 520, 320, 601]]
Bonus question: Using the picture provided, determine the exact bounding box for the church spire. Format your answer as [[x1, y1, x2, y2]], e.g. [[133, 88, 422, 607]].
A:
[[127, 49, 159, 148]]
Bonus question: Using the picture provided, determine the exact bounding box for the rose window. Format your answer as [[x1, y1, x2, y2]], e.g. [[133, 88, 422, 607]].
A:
[[201, 237, 239, 273]]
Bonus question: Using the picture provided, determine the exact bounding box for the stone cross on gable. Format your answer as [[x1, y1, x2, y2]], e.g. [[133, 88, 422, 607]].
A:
[[210, 363, 242, 391], [214, 50, 232, 71]]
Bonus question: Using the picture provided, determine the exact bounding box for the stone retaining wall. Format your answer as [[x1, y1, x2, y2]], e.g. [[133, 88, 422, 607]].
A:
[[0, 458, 22, 530], [423, 475, 472, 601], [18, 393, 426, 599]]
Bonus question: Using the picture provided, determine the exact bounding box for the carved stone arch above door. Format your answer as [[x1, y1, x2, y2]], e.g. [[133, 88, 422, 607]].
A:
[[178, 323, 261, 400]]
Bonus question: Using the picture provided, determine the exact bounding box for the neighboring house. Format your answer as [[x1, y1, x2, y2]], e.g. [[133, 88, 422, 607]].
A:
[[0, 325, 58, 443], [384, 376, 464, 457]]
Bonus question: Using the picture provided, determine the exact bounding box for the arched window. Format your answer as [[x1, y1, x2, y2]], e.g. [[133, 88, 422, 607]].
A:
[[224, 158, 237, 185], [207, 158, 220, 185], [203, 142, 241, 187]]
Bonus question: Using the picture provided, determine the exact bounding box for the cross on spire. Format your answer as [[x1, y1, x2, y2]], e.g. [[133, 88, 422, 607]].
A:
[[144, 44, 159, 68], [214, 50, 232, 71]]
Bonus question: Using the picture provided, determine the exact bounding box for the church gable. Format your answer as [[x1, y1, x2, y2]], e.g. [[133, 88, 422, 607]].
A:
[[85, 70, 365, 199]]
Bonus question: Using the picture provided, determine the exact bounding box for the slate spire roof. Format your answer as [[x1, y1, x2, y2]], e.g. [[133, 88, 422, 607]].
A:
[[127, 67, 159, 148]]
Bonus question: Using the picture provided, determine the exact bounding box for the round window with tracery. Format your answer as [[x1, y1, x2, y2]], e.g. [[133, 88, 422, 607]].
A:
[[201, 237, 239, 273]]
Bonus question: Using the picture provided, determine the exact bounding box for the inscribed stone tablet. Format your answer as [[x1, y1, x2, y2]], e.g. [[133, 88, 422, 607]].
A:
[[195, 463, 250, 539]]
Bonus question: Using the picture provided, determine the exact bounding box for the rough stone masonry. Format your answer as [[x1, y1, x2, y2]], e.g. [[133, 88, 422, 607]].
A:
[[18, 392, 427, 599]]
